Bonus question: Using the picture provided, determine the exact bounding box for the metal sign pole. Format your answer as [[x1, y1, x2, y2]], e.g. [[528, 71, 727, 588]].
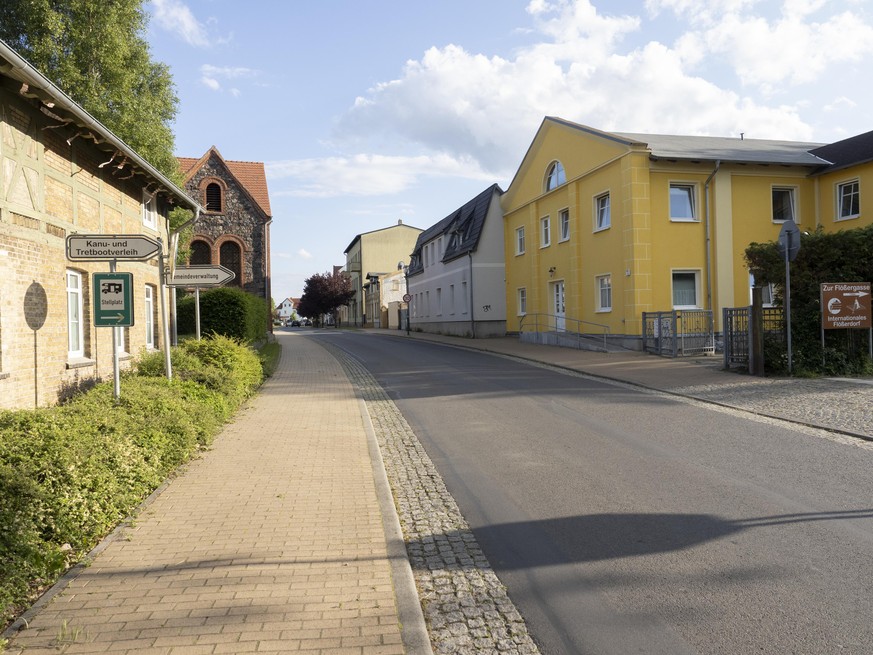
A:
[[195, 287, 201, 340], [109, 260, 121, 399], [784, 234, 793, 375], [157, 239, 173, 380]]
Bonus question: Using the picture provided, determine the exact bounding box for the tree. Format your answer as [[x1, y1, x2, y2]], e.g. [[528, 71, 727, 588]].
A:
[[0, 0, 181, 178], [297, 271, 355, 327]]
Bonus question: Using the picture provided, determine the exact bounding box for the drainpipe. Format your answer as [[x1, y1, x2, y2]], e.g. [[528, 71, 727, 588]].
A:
[[468, 251, 475, 339], [704, 160, 720, 313]]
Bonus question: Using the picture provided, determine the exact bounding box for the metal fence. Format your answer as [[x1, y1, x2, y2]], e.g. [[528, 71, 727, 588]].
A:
[[518, 313, 610, 351], [642, 310, 715, 357], [722, 306, 784, 370]]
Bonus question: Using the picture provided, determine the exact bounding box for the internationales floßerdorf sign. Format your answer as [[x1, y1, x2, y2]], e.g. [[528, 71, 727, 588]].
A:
[[820, 282, 871, 329], [66, 234, 161, 261]]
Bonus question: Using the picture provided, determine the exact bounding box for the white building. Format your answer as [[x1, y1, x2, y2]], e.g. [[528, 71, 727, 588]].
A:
[[407, 184, 506, 338]]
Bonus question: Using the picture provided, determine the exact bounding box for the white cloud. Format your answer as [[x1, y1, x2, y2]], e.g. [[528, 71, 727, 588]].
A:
[[266, 0, 873, 201], [266, 153, 492, 198], [150, 0, 211, 47], [199, 65, 260, 93], [297, 249, 313, 260]]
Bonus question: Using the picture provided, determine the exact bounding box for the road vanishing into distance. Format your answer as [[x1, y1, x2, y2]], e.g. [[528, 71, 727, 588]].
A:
[[318, 331, 873, 655]]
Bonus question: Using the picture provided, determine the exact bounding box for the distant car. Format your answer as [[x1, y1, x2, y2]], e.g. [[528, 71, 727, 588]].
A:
[[302, 318, 312, 326], [290, 320, 301, 327]]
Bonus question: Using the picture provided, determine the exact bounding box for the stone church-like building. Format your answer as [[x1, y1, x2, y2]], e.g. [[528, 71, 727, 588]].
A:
[[177, 147, 272, 307]]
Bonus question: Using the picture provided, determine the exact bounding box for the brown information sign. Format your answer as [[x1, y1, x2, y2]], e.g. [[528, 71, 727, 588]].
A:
[[820, 282, 871, 329]]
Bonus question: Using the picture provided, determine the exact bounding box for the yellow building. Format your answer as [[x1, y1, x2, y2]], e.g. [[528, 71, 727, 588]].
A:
[[502, 117, 872, 349]]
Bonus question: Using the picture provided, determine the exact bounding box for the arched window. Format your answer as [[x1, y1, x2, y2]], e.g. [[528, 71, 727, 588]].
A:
[[220, 241, 242, 286], [545, 161, 566, 191], [189, 240, 211, 265], [205, 182, 222, 212]]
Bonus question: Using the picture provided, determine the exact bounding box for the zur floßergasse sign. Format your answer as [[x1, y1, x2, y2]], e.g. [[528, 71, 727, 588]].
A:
[[820, 282, 871, 330]]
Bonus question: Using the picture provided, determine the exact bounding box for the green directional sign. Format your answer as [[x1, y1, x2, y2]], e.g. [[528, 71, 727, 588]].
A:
[[93, 273, 134, 327]]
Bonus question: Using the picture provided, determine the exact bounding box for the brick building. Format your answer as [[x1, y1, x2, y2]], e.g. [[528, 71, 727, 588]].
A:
[[177, 148, 273, 309], [0, 43, 199, 409]]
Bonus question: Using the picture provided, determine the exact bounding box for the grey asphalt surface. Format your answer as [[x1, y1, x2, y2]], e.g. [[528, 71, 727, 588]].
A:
[[322, 329, 873, 654]]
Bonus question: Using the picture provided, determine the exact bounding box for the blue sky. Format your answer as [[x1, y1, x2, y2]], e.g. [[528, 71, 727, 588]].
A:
[[146, 0, 873, 302]]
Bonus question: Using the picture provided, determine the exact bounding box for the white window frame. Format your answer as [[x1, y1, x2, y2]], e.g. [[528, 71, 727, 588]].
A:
[[672, 270, 701, 309], [540, 216, 551, 248], [517, 287, 527, 316], [558, 208, 570, 242], [66, 269, 85, 358], [772, 186, 796, 223], [594, 192, 611, 231], [545, 161, 566, 191], [515, 226, 526, 255], [436, 287, 442, 316], [595, 274, 612, 312], [145, 285, 155, 349], [142, 189, 158, 229], [669, 183, 697, 222], [837, 180, 860, 221], [449, 284, 455, 315], [749, 272, 776, 308]]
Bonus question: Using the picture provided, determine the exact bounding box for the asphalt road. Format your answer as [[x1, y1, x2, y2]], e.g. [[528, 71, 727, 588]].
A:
[[322, 332, 873, 655]]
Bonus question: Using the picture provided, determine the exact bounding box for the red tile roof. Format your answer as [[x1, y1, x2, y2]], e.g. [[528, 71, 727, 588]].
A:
[[178, 147, 272, 217]]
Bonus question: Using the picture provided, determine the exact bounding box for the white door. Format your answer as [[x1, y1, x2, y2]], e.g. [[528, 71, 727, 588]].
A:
[[552, 280, 566, 331]]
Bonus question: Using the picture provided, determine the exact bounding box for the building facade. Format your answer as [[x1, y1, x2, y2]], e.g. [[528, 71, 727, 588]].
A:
[[407, 184, 507, 338], [502, 117, 872, 348], [177, 147, 273, 309], [0, 43, 198, 409], [343, 220, 422, 327]]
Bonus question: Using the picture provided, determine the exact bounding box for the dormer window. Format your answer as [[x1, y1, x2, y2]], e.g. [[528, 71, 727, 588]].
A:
[[205, 182, 223, 212], [545, 161, 566, 191]]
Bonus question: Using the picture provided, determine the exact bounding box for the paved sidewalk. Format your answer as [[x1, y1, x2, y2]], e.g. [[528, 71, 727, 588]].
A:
[[5, 333, 429, 655]]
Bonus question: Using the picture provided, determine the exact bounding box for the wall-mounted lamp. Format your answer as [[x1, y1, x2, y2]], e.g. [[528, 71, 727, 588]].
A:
[[548, 266, 556, 277], [625, 269, 631, 277]]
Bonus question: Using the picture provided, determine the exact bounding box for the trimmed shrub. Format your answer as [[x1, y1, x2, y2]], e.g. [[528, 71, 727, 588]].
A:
[[0, 335, 268, 628], [176, 287, 268, 342]]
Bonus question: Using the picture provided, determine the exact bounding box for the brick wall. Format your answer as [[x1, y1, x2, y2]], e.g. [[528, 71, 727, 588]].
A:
[[0, 87, 170, 409], [183, 156, 269, 299]]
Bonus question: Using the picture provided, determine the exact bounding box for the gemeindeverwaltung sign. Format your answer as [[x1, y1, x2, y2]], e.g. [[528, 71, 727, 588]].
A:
[[820, 282, 871, 330], [66, 234, 161, 261]]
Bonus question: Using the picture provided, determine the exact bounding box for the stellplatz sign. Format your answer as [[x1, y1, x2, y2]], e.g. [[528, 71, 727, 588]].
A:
[[820, 282, 871, 330], [66, 234, 161, 261]]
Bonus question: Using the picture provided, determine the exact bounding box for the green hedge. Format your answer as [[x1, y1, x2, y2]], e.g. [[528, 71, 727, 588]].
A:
[[176, 287, 268, 342], [0, 335, 265, 628]]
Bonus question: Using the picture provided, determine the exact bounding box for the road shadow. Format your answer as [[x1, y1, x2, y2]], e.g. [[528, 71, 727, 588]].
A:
[[406, 509, 873, 572]]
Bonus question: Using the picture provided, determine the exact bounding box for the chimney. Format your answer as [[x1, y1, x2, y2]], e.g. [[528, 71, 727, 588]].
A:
[[398, 219, 403, 225]]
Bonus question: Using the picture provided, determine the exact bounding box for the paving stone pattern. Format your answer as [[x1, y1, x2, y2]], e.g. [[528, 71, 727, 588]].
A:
[[321, 343, 542, 655]]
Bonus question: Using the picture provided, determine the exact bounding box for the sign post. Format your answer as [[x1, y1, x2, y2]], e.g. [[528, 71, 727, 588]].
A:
[[820, 282, 872, 366], [777, 220, 801, 374], [67, 233, 164, 398], [165, 265, 235, 339]]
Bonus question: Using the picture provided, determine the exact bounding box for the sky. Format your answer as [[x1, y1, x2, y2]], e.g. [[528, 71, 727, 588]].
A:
[[145, 0, 873, 303]]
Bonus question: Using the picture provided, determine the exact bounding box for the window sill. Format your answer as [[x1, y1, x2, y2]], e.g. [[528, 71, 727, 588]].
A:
[[595, 309, 612, 313], [670, 218, 700, 223], [835, 215, 859, 222], [593, 225, 611, 233], [515, 251, 525, 257], [558, 237, 570, 243], [66, 357, 96, 370]]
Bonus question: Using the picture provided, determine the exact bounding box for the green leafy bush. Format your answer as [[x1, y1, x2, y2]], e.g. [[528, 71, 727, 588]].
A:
[[176, 287, 268, 342], [0, 335, 267, 628]]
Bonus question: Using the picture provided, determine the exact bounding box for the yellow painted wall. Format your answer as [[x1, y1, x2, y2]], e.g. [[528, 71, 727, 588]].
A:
[[814, 161, 873, 231]]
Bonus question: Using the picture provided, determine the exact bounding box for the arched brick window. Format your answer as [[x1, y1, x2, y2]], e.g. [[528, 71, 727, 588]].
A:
[[205, 182, 222, 212], [189, 239, 211, 265], [220, 241, 242, 286]]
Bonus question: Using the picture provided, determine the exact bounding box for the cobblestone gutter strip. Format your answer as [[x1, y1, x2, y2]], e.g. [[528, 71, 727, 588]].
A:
[[321, 342, 542, 655]]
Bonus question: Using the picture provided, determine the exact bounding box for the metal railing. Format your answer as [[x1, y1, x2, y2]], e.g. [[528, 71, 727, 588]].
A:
[[518, 313, 610, 350], [723, 306, 784, 370], [642, 310, 715, 357]]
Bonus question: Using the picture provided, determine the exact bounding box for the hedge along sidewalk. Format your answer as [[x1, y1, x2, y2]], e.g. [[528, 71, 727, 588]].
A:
[[0, 335, 263, 633], [3, 332, 425, 655]]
